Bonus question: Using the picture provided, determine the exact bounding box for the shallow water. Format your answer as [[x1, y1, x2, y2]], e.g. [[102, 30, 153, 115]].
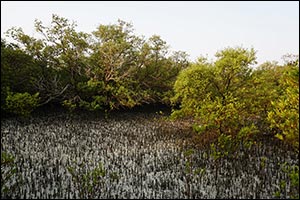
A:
[[1, 111, 298, 199]]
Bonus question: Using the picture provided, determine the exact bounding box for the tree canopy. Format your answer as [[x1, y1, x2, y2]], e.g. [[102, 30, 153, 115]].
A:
[[171, 47, 299, 151], [2, 14, 188, 114], [1, 14, 298, 151]]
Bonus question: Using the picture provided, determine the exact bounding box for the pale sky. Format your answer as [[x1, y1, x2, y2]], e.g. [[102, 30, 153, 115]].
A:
[[1, 1, 299, 66]]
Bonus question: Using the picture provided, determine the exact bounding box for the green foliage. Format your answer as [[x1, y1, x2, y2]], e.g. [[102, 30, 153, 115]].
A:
[[260, 156, 267, 168], [209, 124, 258, 160], [171, 62, 213, 119], [62, 99, 77, 111], [194, 167, 206, 176], [3, 15, 189, 114], [172, 47, 255, 126], [86, 22, 188, 110], [67, 163, 107, 199], [237, 124, 259, 149], [1, 40, 41, 113], [1, 152, 18, 199], [2, 14, 299, 153], [236, 60, 289, 139], [4, 89, 40, 116], [275, 162, 299, 199], [172, 46, 298, 152], [192, 124, 207, 134], [267, 62, 299, 150], [172, 47, 258, 150], [67, 162, 119, 199]]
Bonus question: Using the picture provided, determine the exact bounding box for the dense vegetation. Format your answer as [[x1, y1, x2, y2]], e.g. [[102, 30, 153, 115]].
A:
[[1, 14, 299, 199], [2, 14, 188, 115], [171, 50, 299, 151], [1, 14, 299, 151]]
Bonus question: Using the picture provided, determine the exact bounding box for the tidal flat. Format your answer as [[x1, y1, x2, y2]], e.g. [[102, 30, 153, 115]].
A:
[[1, 110, 298, 199]]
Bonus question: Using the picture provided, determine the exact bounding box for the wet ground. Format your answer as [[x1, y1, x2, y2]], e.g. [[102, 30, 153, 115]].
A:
[[1, 110, 299, 199]]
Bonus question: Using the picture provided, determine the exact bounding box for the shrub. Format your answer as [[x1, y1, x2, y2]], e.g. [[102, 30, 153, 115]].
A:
[[267, 65, 299, 150], [5, 89, 40, 116]]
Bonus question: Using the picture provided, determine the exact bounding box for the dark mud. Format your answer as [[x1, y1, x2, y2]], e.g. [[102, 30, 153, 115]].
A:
[[1, 110, 298, 199]]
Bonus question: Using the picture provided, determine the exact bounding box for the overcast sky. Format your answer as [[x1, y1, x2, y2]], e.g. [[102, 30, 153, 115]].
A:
[[1, 1, 299, 65]]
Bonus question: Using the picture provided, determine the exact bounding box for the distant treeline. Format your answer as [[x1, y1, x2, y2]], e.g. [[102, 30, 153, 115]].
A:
[[1, 14, 298, 150]]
